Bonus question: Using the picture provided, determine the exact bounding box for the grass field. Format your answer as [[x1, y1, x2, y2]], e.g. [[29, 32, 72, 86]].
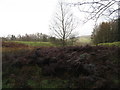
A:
[[75, 35, 92, 45], [78, 36, 91, 43], [3, 35, 92, 47], [5, 41, 55, 47], [98, 42, 120, 47]]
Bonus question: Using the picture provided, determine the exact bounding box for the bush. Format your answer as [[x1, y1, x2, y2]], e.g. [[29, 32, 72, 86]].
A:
[[2, 45, 120, 88]]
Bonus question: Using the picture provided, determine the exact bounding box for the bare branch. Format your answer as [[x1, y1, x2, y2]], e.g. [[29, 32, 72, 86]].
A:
[[69, 0, 119, 23]]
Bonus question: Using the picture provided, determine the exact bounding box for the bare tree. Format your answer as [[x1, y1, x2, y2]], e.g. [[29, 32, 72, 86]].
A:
[[69, 0, 119, 23], [49, 1, 78, 46]]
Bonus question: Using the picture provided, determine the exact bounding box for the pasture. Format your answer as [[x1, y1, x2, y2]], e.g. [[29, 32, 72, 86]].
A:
[[78, 35, 91, 43], [98, 42, 120, 47], [75, 35, 92, 46], [4, 41, 55, 47]]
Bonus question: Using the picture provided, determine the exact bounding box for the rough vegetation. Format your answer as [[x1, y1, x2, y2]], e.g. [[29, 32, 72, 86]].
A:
[[2, 42, 120, 88], [2, 41, 29, 48]]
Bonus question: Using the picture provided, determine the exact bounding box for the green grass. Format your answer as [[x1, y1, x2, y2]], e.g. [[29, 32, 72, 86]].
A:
[[75, 35, 92, 46], [78, 37, 91, 43], [98, 42, 120, 47], [77, 35, 91, 43], [6, 41, 55, 47]]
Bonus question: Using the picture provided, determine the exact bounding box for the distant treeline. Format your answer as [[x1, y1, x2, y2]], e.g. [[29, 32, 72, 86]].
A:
[[2, 33, 56, 42], [1, 33, 77, 46], [91, 18, 120, 44], [2, 18, 119, 45]]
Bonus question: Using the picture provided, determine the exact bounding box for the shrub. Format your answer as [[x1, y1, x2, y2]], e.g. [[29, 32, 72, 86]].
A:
[[2, 45, 120, 88]]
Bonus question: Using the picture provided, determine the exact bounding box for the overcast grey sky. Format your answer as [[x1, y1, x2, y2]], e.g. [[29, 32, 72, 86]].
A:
[[0, 0, 96, 37]]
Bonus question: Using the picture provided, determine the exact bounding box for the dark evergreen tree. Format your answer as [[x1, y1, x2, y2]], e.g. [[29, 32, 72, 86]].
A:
[[91, 18, 119, 44]]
